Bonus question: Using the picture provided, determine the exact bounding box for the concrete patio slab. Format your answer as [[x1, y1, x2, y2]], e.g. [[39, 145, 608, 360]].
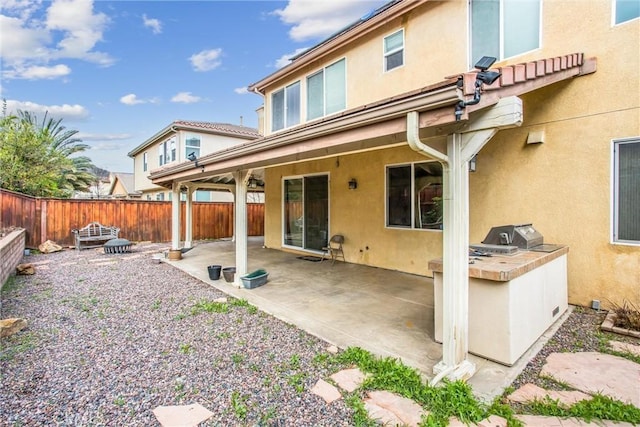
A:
[[165, 237, 572, 401]]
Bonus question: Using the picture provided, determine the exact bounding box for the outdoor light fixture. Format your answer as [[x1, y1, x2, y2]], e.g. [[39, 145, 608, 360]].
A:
[[469, 154, 477, 172], [187, 152, 204, 172], [248, 177, 258, 188], [348, 178, 358, 190], [454, 56, 502, 121]]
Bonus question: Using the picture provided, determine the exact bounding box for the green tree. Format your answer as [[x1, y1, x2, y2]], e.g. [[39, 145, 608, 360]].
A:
[[0, 108, 95, 197]]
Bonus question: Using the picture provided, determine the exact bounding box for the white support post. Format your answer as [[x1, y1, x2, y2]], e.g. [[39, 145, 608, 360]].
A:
[[232, 170, 249, 288], [432, 133, 476, 382], [171, 182, 181, 250], [184, 185, 194, 249]]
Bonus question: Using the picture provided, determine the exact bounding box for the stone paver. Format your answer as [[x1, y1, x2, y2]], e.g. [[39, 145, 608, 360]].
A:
[[507, 383, 592, 407], [152, 403, 213, 426], [609, 340, 640, 357], [330, 368, 367, 393], [541, 352, 640, 406], [364, 399, 405, 426], [310, 379, 342, 404], [364, 390, 427, 427]]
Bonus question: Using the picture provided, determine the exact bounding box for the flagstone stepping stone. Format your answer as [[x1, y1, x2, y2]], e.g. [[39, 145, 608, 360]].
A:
[[507, 383, 592, 407], [364, 390, 427, 427], [310, 378, 342, 404], [541, 352, 640, 406], [330, 367, 368, 392], [609, 340, 640, 357], [152, 403, 213, 426]]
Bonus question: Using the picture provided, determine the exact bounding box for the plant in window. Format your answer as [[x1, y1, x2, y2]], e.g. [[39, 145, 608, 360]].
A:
[[424, 196, 443, 226]]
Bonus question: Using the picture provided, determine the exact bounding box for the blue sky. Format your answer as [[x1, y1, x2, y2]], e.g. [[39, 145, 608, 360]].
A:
[[1, 0, 387, 173]]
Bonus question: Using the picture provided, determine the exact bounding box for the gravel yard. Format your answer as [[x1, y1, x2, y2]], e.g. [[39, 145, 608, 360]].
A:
[[2, 242, 637, 426], [0, 244, 353, 426]]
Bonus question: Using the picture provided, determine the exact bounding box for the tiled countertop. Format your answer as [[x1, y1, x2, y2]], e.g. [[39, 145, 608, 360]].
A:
[[428, 246, 569, 282]]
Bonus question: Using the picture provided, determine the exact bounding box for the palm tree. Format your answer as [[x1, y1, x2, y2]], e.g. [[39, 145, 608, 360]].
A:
[[0, 109, 96, 197]]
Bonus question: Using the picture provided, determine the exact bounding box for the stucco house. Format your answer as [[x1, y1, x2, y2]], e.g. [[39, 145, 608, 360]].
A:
[[128, 120, 261, 201], [108, 172, 141, 199], [148, 0, 639, 379]]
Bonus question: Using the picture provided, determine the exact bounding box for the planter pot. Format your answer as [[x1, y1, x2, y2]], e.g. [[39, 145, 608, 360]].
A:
[[167, 249, 182, 261], [208, 265, 222, 280], [222, 267, 236, 283], [241, 269, 268, 289]]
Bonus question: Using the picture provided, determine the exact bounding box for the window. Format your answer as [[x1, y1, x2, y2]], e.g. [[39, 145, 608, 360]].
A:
[[271, 81, 300, 131], [614, 0, 640, 24], [384, 29, 404, 72], [471, 0, 540, 62], [613, 138, 640, 243], [307, 59, 346, 121], [143, 152, 148, 172], [386, 162, 443, 230], [158, 138, 176, 166], [185, 135, 201, 160], [156, 192, 165, 201]]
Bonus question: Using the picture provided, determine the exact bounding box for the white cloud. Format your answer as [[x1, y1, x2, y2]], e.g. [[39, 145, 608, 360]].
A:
[[234, 87, 249, 95], [189, 48, 222, 72], [119, 94, 159, 105], [143, 13, 162, 34], [171, 92, 201, 104], [4, 99, 90, 121], [5, 64, 71, 80], [119, 94, 145, 105], [274, 47, 309, 68], [0, 0, 114, 80], [272, 0, 384, 42], [77, 132, 132, 141]]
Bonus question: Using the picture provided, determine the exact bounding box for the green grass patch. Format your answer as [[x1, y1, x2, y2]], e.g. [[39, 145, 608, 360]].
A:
[[230, 298, 258, 314], [0, 332, 37, 362], [1, 275, 23, 295], [230, 391, 249, 420], [525, 394, 640, 424], [190, 299, 229, 315]]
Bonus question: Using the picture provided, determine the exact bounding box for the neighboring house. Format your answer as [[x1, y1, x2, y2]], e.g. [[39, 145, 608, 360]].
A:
[[128, 120, 261, 201], [108, 172, 141, 199], [149, 0, 638, 376], [74, 176, 111, 199]]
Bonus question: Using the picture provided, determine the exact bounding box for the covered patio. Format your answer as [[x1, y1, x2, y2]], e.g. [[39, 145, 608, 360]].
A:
[[165, 236, 568, 401]]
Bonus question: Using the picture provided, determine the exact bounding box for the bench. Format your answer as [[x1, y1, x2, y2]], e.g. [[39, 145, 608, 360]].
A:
[[71, 222, 120, 251]]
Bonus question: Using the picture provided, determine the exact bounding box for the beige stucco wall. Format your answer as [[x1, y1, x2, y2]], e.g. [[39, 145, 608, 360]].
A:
[[260, 0, 639, 308], [263, 1, 467, 136]]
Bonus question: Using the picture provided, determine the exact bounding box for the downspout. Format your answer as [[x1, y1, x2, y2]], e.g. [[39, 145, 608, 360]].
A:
[[406, 110, 456, 385], [406, 111, 448, 164]]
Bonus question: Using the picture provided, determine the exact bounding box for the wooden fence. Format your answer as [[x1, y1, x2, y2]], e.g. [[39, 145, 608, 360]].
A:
[[0, 189, 264, 248]]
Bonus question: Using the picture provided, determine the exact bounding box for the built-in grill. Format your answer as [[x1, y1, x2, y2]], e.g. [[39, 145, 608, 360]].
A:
[[470, 223, 563, 255]]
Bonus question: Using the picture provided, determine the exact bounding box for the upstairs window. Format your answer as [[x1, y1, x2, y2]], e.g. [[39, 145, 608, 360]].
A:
[[384, 29, 404, 72], [471, 0, 540, 62], [158, 138, 176, 166], [185, 135, 200, 160], [386, 162, 443, 230], [307, 58, 346, 121], [143, 152, 148, 172], [272, 81, 300, 132], [613, 138, 640, 244], [614, 0, 640, 24]]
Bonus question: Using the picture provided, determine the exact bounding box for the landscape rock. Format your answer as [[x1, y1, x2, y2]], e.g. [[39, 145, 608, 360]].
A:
[[16, 263, 35, 275], [1, 318, 28, 337], [39, 240, 63, 253]]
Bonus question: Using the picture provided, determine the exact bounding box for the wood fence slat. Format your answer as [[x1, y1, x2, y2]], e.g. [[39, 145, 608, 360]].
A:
[[0, 189, 264, 248]]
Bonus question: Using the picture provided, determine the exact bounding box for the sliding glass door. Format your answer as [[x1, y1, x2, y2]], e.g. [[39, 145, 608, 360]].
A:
[[283, 175, 328, 251]]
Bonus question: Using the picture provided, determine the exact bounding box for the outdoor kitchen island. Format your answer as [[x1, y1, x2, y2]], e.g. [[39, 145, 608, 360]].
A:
[[429, 245, 569, 366]]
